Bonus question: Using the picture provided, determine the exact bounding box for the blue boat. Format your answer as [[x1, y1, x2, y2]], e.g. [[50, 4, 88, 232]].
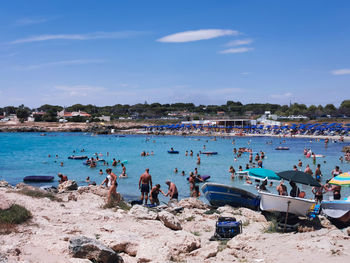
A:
[[23, 175, 54, 182], [68, 155, 88, 160], [201, 152, 218, 155], [201, 183, 260, 210], [168, 151, 179, 154]]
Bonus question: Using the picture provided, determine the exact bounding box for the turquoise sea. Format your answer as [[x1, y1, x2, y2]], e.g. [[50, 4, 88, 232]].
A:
[[0, 133, 349, 202]]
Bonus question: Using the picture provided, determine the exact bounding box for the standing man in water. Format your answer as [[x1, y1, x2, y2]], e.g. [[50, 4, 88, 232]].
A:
[[139, 168, 152, 204]]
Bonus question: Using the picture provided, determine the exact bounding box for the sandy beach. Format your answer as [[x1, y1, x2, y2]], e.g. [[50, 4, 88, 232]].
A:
[[1, 183, 349, 263]]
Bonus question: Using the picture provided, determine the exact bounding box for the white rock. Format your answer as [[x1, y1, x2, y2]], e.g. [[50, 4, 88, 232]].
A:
[[190, 242, 219, 259], [178, 198, 208, 209], [158, 211, 182, 230], [58, 180, 78, 193], [128, 205, 158, 220]]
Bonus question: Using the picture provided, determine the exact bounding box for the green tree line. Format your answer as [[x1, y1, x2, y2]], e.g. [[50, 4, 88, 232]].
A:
[[1, 100, 349, 121]]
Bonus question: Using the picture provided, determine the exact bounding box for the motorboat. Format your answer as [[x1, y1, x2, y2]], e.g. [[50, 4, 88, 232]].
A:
[[201, 183, 260, 210], [259, 191, 315, 217], [321, 199, 350, 226]]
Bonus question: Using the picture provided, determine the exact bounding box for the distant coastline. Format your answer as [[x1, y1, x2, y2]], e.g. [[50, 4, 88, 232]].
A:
[[1, 121, 349, 142]]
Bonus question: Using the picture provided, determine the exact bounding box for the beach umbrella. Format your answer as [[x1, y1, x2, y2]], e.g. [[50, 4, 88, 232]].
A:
[[277, 170, 320, 187], [328, 172, 350, 186], [245, 168, 280, 181]]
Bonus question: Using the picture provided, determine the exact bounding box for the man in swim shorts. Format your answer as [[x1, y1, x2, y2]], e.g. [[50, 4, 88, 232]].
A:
[[165, 180, 178, 200], [149, 184, 165, 205], [139, 168, 152, 204]]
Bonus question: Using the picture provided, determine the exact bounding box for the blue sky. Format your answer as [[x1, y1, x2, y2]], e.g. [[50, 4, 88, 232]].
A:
[[0, 0, 349, 107]]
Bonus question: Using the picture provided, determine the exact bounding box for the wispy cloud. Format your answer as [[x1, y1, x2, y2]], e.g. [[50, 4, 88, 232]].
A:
[[225, 39, 253, 47], [240, 72, 251, 75], [331, 68, 350, 75], [219, 47, 254, 54], [270, 92, 292, 99], [14, 59, 106, 70], [15, 17, 48, 26], [157, 29, 239, 43], [54, 85, 105, 97], [10, 31, 147, 44]]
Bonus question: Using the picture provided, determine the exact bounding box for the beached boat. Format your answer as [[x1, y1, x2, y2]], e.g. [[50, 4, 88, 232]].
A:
[[23, 176, 54, 182], [321, 199, 350, 225], [201, 183, 260, 210], [259, 191, 315, 216]]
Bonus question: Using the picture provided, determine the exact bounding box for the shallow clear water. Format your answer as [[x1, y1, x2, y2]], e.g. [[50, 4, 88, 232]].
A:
[[0, 133, 349, 202]]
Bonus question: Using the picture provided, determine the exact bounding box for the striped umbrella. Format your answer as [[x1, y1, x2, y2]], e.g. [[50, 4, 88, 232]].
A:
[[329, 172, 350, 186]]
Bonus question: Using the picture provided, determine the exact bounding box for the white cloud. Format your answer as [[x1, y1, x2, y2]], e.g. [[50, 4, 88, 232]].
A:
[[331, 68, 350, 75], [15, 17, 48, 26], [219, 47, 254, 54], [54, 85, 105, 97], [225, 39, 253, 47], [270, 92, 292, 99], [14, 59, 106, 70], [10, 31, 147, 44], [240, 72, 251, 75], [157, 29, 239, 43]]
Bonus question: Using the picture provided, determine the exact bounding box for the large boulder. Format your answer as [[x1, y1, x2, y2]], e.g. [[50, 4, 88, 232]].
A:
[[158, 211, 182, 230], [58, 180, 78, 193], [69, 236, 123, 263], [128, 205, 157, 220], [178, 198, 207, 209]]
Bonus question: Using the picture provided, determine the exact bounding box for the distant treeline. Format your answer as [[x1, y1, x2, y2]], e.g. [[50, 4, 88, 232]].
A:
[[1, 100, 350, 122]]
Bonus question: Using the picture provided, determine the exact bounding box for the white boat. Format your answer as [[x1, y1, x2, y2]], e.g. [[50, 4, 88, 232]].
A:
[[321, 199, 350, 225], [259, 191, 315, 217]]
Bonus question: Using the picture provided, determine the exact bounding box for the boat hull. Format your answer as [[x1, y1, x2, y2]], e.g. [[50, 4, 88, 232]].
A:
[[321, 200, 350, 225], [259, 191, 315, 216], [201, 183, 260, 210]]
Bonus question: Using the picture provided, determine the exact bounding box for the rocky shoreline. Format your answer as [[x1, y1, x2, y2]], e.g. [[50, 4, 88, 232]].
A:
[[1, 181, 350, 263], [0, 122, 147, 134]]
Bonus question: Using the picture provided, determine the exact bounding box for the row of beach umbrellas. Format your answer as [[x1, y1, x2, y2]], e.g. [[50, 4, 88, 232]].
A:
[[244, 168, 350, 187], [145, 122, 350, 132]]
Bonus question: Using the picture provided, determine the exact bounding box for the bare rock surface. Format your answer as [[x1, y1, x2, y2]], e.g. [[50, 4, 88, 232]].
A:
[[0, 194, 13, 210], [178, 197, 208, 209], [128, 205, 157, 220], [1, 187, 350, 263], [58, 180, 78, 193], [69, 236, 123, 263], [0, 180, 10, 188], [158, 210, 182, 230]]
